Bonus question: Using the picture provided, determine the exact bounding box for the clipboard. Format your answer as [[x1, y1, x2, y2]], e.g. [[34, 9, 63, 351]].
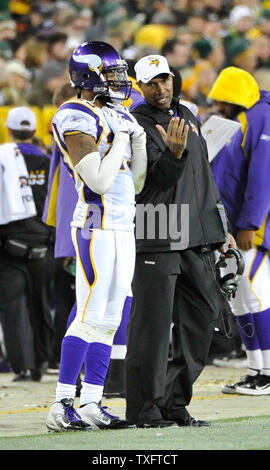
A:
[[201, 115, 241, 162]]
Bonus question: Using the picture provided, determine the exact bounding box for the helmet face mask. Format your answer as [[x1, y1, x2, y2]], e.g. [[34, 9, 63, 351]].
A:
[[69, 41, 132, 102]]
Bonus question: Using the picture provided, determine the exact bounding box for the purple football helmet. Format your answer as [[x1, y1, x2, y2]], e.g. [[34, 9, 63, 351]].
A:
[[69, 41, 132, 102]]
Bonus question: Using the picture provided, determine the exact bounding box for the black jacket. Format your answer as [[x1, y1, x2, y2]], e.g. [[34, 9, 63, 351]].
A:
[[132, 99, 228, 252]]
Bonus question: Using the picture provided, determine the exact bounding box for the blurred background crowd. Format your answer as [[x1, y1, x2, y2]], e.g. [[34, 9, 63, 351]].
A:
[[0, 0, 270, 132]]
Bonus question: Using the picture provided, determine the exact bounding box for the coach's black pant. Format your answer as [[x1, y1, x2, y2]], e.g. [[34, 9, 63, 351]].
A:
[[125, 248, 220, 424]]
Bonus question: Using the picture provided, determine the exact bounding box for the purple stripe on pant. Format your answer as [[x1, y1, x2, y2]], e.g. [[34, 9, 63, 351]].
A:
[[76, 228, 96, 286]]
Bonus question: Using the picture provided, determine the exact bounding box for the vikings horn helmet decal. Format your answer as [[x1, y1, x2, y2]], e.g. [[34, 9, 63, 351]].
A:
[[69, 41, 132, 102]]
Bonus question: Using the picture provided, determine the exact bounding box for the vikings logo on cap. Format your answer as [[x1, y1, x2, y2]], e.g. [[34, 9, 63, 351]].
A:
[[149, 57, 160, 68]]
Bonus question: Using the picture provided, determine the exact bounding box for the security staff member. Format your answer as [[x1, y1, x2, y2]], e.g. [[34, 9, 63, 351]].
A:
[[0, 107, 55, 381], [125, 55, 236, 428]]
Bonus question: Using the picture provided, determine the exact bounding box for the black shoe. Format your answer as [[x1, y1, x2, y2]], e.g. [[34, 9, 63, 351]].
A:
[[222, 373, 259, 394], [235, 374, 270, 395], [164, 408, 211, 427], [133, 402, 177, 428], [13, 370, 32, 382], [176, 416, 211, 427], [107, 420, 137, 430], [137, 418, 178, 429]]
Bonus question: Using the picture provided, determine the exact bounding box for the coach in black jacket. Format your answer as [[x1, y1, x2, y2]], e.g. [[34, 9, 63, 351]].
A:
[[125, 55, 236, 428]]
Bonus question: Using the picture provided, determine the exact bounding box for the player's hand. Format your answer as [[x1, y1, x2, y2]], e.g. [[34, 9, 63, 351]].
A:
[[103, 106, 129, 134], [156, 117, 189, 159], [103, 106, 144, 138], [237, 229, 256, 251]]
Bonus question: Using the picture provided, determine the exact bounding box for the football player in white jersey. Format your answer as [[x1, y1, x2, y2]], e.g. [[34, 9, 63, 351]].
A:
[[46, 41, 147, 431]]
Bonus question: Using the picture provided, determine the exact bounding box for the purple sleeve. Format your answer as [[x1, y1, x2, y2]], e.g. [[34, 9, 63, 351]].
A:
[[237, 108, 270, 230]]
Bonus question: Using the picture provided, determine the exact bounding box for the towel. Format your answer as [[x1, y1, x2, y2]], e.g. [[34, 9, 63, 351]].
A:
[[42, 145, 77, 257], [0, 143, 37, 224]]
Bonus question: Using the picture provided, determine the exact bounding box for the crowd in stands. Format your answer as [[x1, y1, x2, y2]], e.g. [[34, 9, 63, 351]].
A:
[[0, 0, 270, 132]]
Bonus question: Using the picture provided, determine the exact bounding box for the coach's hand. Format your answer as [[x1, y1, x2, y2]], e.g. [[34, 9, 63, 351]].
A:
[[156, 117, 189, 159]]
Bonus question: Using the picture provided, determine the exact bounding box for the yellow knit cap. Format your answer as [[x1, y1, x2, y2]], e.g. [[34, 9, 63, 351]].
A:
[[134, 24, 172, 50], [9, 0, 30, 15], [208, 66, 260, 109]]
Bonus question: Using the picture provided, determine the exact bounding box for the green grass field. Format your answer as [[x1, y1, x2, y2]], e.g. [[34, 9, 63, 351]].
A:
[[1, 415, 270, 452]]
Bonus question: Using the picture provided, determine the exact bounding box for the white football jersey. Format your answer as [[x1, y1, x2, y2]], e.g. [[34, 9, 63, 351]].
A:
[[52, 99, 136, 232]]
